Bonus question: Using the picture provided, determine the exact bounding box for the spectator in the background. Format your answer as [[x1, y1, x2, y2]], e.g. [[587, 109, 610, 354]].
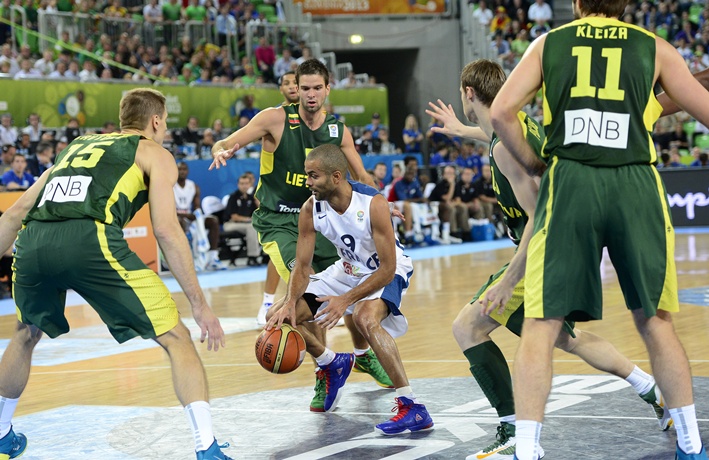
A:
[[2, 153, 34, 191], [239, 94, 260, 120], [14, 58, 40, 80], [472, 164, 502, 223], [183, 0, 207, 21], [490, 6, 511, 34], [428, 164, 464, 244], [691, 151, 709, 167], [255, 36, 276, 83], [375, 128, 400, 154], [26, 141, 53, 177], [457, 141, 482, 179], [669, 121, 689, 149], [365, 112, 385, 138], [491, 31, 513, 69], [454, 166, 484, 225], [15, 133, 32, 157], [223, 173, 261, 266], [181, 116, 202, 149], [0, 44, 19, 76], [0, 144, 14, 174], [355, 129, 375, 155], [22, 113, 42, 143], [102, 121, 117, 134], [337, 70, 358, 89], [429, 143, 450, 168], [402, 114, 424, 153], [0, 114, 18, 147], [527, 0, 552, 26], [211, 119, 226, 141], [388, 159, 425, 244], [274, 48, 295, 81], [63, 118, 81, 144], [240, 64, 257, 85], [373, 162, 388, 191], [511, 29, 531, 64], [200, 128, 216, 159], [215, 3, 237, 48], [529, 18, 550, 39], [54, 136, 68, 158], [676, 37, 694, 62], [473, 0, 494, 27], [33, 48, 55, 76], [667, 146, 686, 168]]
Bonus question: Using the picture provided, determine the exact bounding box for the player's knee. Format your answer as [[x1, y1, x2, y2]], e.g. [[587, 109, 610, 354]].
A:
[[554, 329, 577, 353], [452, 303, 489, 348], [352, 310, 377, 338], [15, 322, 42, 347]]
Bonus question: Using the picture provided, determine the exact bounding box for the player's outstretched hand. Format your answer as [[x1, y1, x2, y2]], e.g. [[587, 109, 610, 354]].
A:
[[209, 144, 240, 170], [265, 300, 296, 331], [426, 99, 466, 138], [193, 305, 226, 351], [314, 295, 349, 330], [478, 281, 513, 316]]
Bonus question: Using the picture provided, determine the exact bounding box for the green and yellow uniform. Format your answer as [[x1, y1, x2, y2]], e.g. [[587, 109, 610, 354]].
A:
[[14, 133, 178, 342], [470, 112, 575, 336], [252, 104, 344, 281], [527, 17, 676, 321]]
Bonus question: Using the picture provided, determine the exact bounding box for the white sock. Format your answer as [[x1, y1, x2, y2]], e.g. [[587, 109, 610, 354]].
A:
[[315, 349, 336, 367], [500, 414, 515, 425], [442, 222, 450, 233], [353, 346, 370, 356], [671, 405, 703, 454], [395, 386, 417, 403], [405, 230, 414, 238], [184, 401, 214, 452], [0, 397, 19, 438], [515, 420, 542, 460], [209, 249, 219, 261], [625, 366, 655, 395], [262, 293, 275, 306]]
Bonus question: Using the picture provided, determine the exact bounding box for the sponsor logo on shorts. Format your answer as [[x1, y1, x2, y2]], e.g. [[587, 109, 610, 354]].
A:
[[288, 259, 296, 270]]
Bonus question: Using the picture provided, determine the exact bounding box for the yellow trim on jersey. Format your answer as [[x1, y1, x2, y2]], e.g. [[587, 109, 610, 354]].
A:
[[525, 156, 559, 318], [650, 167, 680, 313], [260, 148, 275, 175], [103, 163, 146, 225], [95, 221, 178, 336], [643, 95, 663, 164], [517, 111, 529, 137], [260, 237, 291, 283]]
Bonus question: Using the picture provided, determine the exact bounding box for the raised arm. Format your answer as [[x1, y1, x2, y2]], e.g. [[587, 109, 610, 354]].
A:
[[210, 107, 283, 170], [426, 99, 490, 142], [490, 37, 547, 177], [140, 143, 225, 351], [266, 197, 317, 329]]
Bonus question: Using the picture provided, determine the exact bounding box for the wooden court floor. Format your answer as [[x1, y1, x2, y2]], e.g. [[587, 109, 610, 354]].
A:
[[1, 231, 708, 421]]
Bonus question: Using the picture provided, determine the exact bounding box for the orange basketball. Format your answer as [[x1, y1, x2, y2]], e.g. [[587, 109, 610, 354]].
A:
[[255, 324, 306, 374]]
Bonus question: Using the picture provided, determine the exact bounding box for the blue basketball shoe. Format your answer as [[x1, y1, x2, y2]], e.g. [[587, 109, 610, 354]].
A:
[[676, 444, 708, 459], [0, 427, 27, 460], [196, 439, 232, 460], [375, 397, 434, 435], [320, 353, 354, 412]]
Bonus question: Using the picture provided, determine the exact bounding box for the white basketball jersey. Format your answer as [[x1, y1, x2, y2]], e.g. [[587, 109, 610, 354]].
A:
[[173, 179, 196, 213], [312, 181, 408, 278]]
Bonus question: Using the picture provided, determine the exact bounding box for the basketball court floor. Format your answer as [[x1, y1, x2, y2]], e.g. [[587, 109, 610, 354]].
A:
[[1, 230, 708, 459]]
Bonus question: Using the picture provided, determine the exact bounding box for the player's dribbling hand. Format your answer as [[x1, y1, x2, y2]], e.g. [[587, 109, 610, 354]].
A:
[[314, 295, 348, 330], [425, 99, 465, 138], [208, 144, 240, 170], [193, 306, 226, 352], [265, 301, 296, 331], [478, 282, 513, 316]]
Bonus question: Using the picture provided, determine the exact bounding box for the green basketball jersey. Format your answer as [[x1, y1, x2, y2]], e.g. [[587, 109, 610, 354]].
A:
[[490, 112, 545, 245], [26, 133, 148, 228], [541, 17, 663, 166], [255, 104, 344, 213]]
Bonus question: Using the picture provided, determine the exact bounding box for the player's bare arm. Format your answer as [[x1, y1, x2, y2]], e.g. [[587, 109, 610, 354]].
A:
[[478, 142, 539, 315], [315, 194, 396, 329], [655, 38, 709, 126], [490, 37, 548, 177], [138, 142, 225, 351], [426, 99, 490, 142], [657, 68, 709, 117], [341, 127, 376, 187], [0, 168, 51, 255], [209, 107, 284, 170], [266, 198, 317, 330]]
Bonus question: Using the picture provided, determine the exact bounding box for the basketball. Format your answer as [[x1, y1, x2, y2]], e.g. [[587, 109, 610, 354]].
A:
[[255, 324, 306, 374]]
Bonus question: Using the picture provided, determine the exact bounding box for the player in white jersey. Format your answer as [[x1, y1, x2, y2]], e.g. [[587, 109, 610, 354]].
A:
[[266, 144, 433, 435]]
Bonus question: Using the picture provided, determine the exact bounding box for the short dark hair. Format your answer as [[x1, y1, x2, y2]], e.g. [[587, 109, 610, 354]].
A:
[[296, 59, 329, 86], [36, 142, 53, 154], [307, 144, 348, 176], [404, 155, 418, 167], [278, 70, 295, 86]]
